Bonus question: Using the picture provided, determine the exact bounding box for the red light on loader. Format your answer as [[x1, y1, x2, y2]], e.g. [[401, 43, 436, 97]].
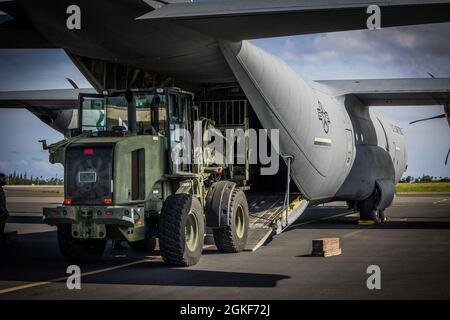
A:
[[63, 198, 72, 205], [84, 148, 94, 155], [103, 198, 113, 205], [105, 211, 113, 216], [51, 210, 59, 216]]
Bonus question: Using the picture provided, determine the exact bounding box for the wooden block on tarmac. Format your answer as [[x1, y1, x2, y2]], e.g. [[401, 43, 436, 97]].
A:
[[312, 237, 340, 251], [358, 220, 375, 225], [312, 237, 341, 257], [312, 248, 342, 257]]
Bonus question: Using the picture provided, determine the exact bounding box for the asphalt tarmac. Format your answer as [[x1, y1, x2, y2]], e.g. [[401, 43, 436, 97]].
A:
[[1, 187, 449, 299]]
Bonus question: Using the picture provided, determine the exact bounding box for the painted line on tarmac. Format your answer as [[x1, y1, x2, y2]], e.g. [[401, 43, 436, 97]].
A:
[[434, 198, 448, 204], [343, 229, 370, 238], [0, 259, 152, 295], [0, 244, 216, 295]]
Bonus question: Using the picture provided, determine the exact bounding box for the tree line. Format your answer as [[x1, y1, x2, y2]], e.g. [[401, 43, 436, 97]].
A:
[[400, 175, 450, 183], [5, 171, 63, 185]]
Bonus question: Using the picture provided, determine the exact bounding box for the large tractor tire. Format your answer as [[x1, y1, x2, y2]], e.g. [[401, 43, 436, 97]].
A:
[[128, 237, 157, 252], [159, 194, 205, 267], [57, 224, 106, 264], [213, 189, 249, 253]]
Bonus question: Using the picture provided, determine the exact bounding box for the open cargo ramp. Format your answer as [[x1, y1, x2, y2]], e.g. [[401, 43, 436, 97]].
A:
[[245, 192, 309, 251], [195, 97, 309, 251]]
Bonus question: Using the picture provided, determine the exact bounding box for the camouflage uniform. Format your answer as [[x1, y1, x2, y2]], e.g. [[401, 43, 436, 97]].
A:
[[0, 174, 8, 246]]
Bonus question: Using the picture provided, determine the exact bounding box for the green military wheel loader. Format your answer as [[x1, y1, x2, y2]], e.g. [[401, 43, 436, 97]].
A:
[[42, 88, 250, 266]]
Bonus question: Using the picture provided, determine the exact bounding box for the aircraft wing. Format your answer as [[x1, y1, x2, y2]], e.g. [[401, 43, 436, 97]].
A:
[[0, 87, 96, 135], [313, 78, 450, 106], [0, 0, 55, 48], [0, 88, 96, 110], [138, 0, 450, 41]]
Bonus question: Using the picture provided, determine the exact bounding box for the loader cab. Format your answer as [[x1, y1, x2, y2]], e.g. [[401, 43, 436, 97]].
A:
[[77, 88, 194, 176], [79, 88, 192, 134], [79, 90, 167, 136]]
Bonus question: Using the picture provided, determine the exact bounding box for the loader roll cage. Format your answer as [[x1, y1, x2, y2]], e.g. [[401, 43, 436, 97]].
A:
[[78, 88, 195, 174], [78, 88, 194, 139]]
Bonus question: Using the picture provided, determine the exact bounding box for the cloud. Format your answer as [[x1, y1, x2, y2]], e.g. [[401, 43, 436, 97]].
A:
[[253, 23, 450, 80], [0, 108, 63, 179], [0, 49, 92, 91], [0, 159, 63, 178]]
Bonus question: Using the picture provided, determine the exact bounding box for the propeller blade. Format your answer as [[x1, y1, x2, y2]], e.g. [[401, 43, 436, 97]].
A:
[[410, 114, 445, 125], [446, 149, 450, 166], [65, 77, 79, 89]]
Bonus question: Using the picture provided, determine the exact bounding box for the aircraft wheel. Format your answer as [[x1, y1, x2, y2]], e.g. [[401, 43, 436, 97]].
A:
[[213, 189, 249, 253], [128, 237, 157, 252], [379, 209, 387, 223], [57, 224, 106, 264], [357, 191, 381, 223], [159, 194, 205, 266], [359, 207, 382, 223], [367, 210, 382, 224]]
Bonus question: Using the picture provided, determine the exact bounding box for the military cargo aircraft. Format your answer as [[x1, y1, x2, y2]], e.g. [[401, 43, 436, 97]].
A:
[[0, 0, 449, 265]]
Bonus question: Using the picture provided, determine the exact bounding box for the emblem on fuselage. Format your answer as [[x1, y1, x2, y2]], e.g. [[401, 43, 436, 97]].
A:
[[317, 101, 331, 134]]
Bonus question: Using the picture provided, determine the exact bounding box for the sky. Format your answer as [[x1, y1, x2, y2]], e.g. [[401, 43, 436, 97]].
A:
[[0, 21, 449, 179]]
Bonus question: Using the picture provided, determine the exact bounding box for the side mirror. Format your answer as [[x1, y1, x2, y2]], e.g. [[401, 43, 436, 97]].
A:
[[38, 139, 48, 150]]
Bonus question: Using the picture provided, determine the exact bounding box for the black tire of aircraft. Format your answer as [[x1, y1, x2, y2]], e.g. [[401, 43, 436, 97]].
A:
[[357, 189, 382, 223]]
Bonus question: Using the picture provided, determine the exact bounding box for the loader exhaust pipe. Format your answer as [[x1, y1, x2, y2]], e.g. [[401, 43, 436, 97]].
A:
[[125, 89, 136, 133]]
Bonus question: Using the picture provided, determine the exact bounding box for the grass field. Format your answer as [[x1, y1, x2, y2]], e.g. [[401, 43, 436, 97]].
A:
[[33, 188, 64, 194], [5, 185, 64, 194], [396, 182, 450, 193]]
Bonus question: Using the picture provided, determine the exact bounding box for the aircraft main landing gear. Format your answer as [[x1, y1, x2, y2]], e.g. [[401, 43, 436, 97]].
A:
[[356, 189, 387, 224]]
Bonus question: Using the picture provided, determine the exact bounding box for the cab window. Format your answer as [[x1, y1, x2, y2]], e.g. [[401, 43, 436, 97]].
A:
[[104, 93, 167, 135], [81, 97, 106, 132]]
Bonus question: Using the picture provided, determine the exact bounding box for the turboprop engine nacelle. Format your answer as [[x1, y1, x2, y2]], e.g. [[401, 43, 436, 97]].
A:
[[30, 109, 78, 137]]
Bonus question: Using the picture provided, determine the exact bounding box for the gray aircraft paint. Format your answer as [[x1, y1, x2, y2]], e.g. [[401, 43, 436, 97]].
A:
[[220, 40, 407, 202]]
